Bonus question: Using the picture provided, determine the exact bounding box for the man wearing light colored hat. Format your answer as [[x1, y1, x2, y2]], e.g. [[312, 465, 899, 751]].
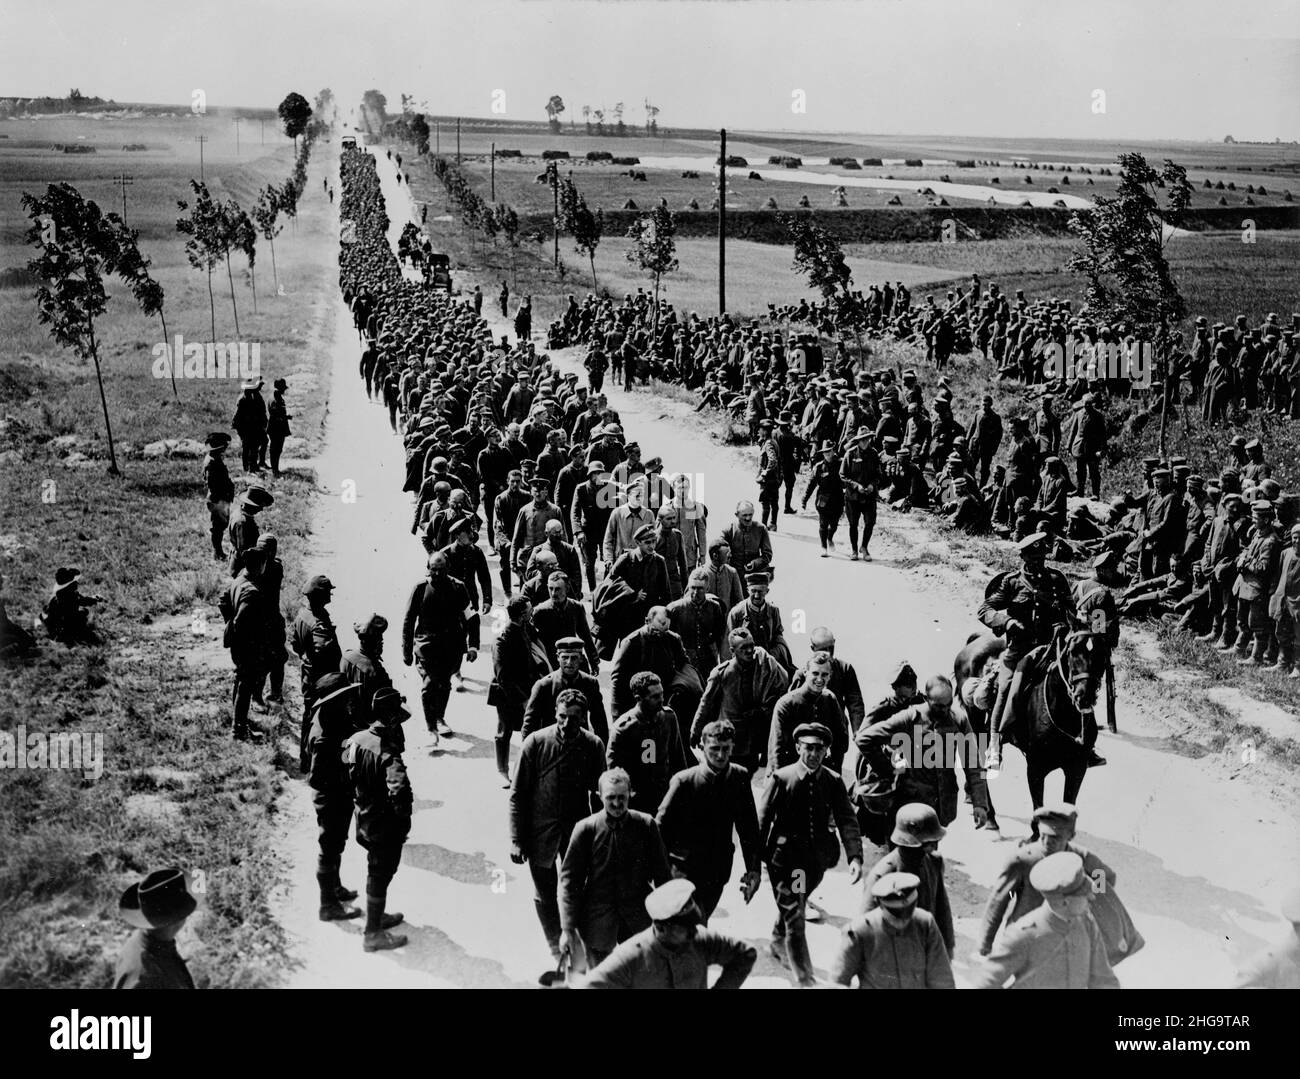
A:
[[978, 801, 1115, 956], [580, 878, 757, 989], [831, 871, 954, 989], [113, 868, 200, 989], [973, 850, 1119, 988]]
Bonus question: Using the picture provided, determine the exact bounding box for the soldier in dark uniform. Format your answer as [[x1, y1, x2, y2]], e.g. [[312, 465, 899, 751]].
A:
[[775, 412, 804, 514], [769, 651, 849, 773], [802, 440, 844, 556], [231, 377, 267, 473], [291, 575, 342, 771], [667, 568, 727, 677], [254, 534, 287, 707], [655, 719, 762, 922], [402, 550, 480, 740], [607, 672, 689, 816], [267, 377, 292, 477], [227, 484, 273, 576], [758, 722, 863, 987], [521, 638, 609, 742], [491, 594, 554, 784], [559, 768, 672, 970], [203, 433, 235, 561], [840, 428, 881, 560], [440, 516, 493, 620], [756, 419, 781, 530], [305, 672, 363, 921], [1227, 500, 1283, 666], [492, 470, 531, 597], [510, 688, 605, 978], [572, 463, 616, 591], [113, 868, 199, 990], [979, 533, 1081, 765], [342, 686, 414, 952], [218, 546, 269, 741], [340, 613, 393, 729]]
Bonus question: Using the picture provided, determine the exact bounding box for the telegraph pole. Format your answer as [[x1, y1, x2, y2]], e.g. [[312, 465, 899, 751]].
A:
[[232, 116, 242, 155], [456, 117, 461, 164], [260, 118, 265, 144], [112, 174, 134, 223], [550, 163, 560, 269], [491, 142, 496, 201], [194, 134, 208, 181], [718, 127, 726, 315]]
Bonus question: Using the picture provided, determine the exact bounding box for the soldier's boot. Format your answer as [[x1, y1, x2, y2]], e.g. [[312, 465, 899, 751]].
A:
[[1196, 618, 1221, 643], [494, 737, 511, 787], [1267, 651, 1293, 673], [322, 862, 358, 902], [1215, 629, 1241, 652], [318, 873, 361, 921], [1236, 638, 1265, 666], [363, 894, 407, 951]]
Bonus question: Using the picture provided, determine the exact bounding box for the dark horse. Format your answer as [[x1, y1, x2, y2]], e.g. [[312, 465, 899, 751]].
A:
[[954, 627, 1110, 813]]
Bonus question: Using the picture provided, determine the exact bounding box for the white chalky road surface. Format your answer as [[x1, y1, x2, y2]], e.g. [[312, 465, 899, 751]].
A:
[[270, 132, 1298, 989]]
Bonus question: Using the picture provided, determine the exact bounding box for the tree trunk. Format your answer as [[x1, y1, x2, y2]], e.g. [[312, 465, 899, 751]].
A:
[[269, 236, 279, 295], [589, 251, 597, 289], [224, 251, 241, 337], [159, 309, 177, 400], [206, 265, 216, 342], [250, 264, 258, 315], [87, 320, 120, 475]]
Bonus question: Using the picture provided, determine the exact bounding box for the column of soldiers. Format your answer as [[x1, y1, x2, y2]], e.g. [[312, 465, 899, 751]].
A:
[[196, 140, 1295, 987]]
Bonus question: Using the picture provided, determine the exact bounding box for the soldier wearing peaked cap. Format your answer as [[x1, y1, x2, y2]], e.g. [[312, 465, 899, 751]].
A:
[[832, 871, 955, 989], [973, 851, 1119, 989], [978, 802, 1115, 956], [579, 878, 757, 989], [758, 722, 863, 986]]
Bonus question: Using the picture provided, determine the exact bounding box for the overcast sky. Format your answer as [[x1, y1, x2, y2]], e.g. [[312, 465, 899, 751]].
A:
[[3, 0, 1298, 141]]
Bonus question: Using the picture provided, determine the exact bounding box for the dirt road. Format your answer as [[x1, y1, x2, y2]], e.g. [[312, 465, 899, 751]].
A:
[[272, 137, 1299, 989]]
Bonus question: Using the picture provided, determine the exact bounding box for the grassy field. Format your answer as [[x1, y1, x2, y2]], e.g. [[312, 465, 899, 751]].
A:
[[0, 113, 336, 988]]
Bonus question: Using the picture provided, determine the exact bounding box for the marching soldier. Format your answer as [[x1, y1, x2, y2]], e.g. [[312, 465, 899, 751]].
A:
[[402, 551, 480, 741], [831, 871, 955, 989], [580, 879, 757, 989], [758, 722, 863, 987], [607, 672, 689, 815], [972, 851, 1119, 989], [859, 803, 955, 956]]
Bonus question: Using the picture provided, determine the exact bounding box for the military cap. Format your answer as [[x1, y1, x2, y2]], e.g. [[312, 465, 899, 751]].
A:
[[1194, 316, 1207, 326], [554, 636, 585, 653], [604, 423, 624, 437], [1245, 438, 1262, 451], [687, 567, 711, 587], [354, 613, 389, 637], [896, 447, 912, 458], [777, 411, 793, 425], [882, 436, 901, 448], [371, 686, 411, 722], [1187, 474, 1206, 491], [529, 476, 552, 490], [1223, 492, 1244, 505], [586, 460, 606, 474], [644, 879, 700, 924], [792, 722, 832, 745], [244, 484, 274, 509], [888, 660, 917, 686], [54, 566, 81, 588], [1151, 467, 1170, 479], [1029, 851, 1091, 898], [1251, 500, 1274, 515], [304, 574, 334, 596], [871, 871, 922, 905], [892, 803, 946, 847], [1093, 550, 1117, 570], [1142, 457, 1160, 469], [1228, 434, 1247, 446], [204, 431, 231, 450], [632, 524, 656, 542], [1259, 479, 1281, 498], [1169, 456, 1188, 468], [418, 416, 437, 429], [946, 452, 964, 464], [1017, 531, 1049, 552], [312, 672, 359, 707], [448, 516, 478, 540], [240, 377, 263, 391], [254, 532, 278, 551], [851, 427, 872, 443], [902, 369, 917, 380], [1172, 464, 1191, 478], [1032, 802, 1079, 834]]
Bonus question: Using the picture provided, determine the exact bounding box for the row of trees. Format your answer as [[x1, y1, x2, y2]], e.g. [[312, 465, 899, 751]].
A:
[[545, 95, 661, 136], [20, 88, 330, 474]]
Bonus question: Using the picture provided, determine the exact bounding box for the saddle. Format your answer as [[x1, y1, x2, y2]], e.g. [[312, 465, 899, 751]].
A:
[[1002, 631, 1063, 743]]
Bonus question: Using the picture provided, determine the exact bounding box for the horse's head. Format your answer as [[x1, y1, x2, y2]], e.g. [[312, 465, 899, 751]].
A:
[[1060, 629, 1109, 712]]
